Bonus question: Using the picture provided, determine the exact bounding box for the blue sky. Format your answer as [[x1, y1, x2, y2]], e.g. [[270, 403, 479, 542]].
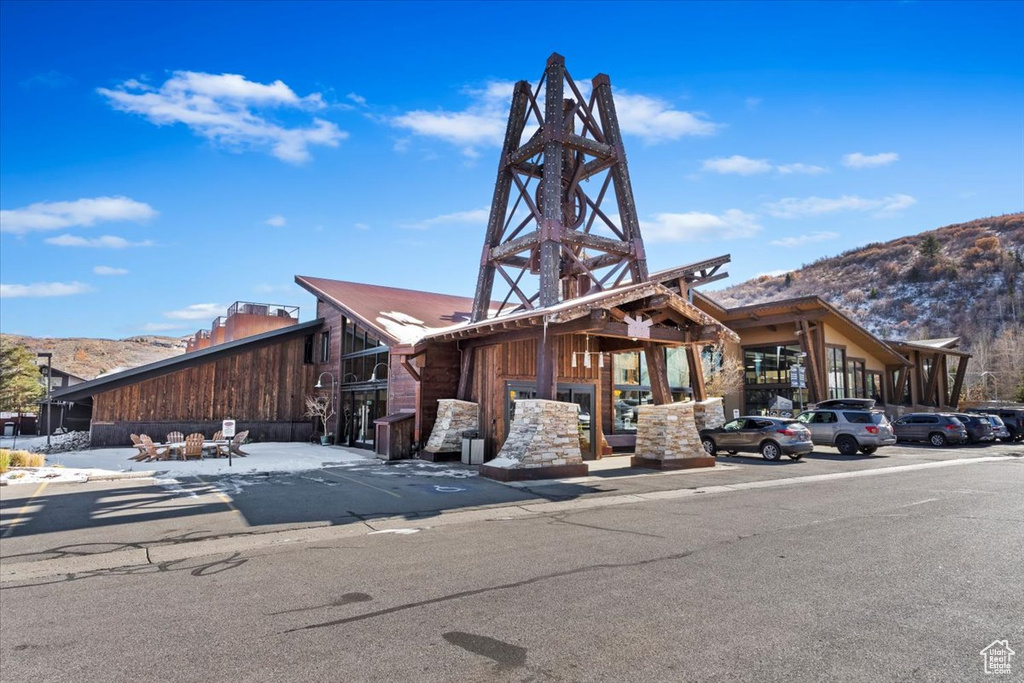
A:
[[2, 1, 1022, 338]]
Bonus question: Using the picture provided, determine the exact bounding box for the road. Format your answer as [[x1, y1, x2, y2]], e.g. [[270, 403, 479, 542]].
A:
[[1, 451, 1021, 681]]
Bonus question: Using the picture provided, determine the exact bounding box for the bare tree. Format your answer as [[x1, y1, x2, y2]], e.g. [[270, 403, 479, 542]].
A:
[[702, 346, 745, 398], [304, 394, 336, 442]]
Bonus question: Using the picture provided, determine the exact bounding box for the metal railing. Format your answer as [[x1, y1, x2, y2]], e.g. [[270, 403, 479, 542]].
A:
[[226, 301, 299, 319]]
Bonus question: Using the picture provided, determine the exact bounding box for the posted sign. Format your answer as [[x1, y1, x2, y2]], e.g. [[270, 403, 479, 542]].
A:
[[222, 419, 236, 438]]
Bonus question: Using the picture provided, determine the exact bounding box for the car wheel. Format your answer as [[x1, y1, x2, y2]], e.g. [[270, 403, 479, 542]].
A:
[[701, 437, 717, 456], [929, 432, 947, 447], [836, 436, 859, 456], [760, 441, 782, 461], [860, 446, 878, 455], [727, 450, 738, 455]]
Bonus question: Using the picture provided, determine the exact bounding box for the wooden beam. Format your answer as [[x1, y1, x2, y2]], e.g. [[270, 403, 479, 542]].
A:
[[798, 319, 824, 403], [687, 345, 707, 402], [725, 310, 826, 330], [643, 342, 671, 405], [948, 355, 968, 409], [922, 352, 942, 406], [400, 351, 424, 383], [894, 365, 909, 406], [456, 346, 474, 401], [536, 333, 557, 400], [457, 311, 608, 349]]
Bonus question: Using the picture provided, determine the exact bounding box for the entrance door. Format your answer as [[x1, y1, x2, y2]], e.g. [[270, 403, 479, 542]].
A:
[[507, 382, 596, 460], [341, 388, 387, 450]]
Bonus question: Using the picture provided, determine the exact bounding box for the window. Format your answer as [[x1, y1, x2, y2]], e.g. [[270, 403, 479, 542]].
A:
[[303, 335, 314, 364], [847, 359, 866, 399], [866, 371, 883, 403], [743, 344, 804, 385], [827, 347, 846, 399], [320, 331, 330, 363], [611, 349, 692, 433]]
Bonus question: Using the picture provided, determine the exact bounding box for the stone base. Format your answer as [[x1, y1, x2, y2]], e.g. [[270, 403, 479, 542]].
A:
[[418, 450, 461, 463], [630, 455, 716, 470], [423, 399, 479, 454], [480, 463, 589, 482]]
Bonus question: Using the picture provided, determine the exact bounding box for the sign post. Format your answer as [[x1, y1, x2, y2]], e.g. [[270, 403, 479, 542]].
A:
[[790, 365, 807, 413], [222, 419, 236, 467]]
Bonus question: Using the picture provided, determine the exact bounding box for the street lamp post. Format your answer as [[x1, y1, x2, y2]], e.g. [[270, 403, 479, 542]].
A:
[[37, 352, 52, 449]]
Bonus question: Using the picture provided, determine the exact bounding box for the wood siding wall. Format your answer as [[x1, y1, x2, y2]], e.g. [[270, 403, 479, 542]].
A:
[[92, 335, 317, 423], [90, 420, 313, 448]]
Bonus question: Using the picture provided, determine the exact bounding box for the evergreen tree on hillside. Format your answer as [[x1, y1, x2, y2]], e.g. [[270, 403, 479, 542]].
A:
[[918, 235, 941, 259], [0, 343, 44, 413]]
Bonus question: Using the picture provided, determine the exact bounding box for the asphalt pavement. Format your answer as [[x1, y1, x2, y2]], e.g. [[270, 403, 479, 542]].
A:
[[0, 443, 1021, 681]]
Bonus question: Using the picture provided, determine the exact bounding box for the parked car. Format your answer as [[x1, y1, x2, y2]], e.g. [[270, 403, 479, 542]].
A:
[[795, 407, 896, 455], [891, 413, 968, 446], [699, 416, 813, 461], [952, 413, 995, 444], [979, 414, 1011, 441], [965, 407, 1024, 442]]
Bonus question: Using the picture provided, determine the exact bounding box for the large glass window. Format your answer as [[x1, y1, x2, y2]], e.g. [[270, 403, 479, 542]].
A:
[[847, 359, 866, 399], [320, 331, 331, 363], [866, 371, 883, 403], [743, 345, 804, 385], [611, 349, 691, 433], [827, 346, 846, 399]]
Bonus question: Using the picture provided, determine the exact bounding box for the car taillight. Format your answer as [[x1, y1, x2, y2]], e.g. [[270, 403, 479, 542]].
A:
[[778, 429, 799, 436], [945, 424, 960, 430], [865, 426, 878, 434]]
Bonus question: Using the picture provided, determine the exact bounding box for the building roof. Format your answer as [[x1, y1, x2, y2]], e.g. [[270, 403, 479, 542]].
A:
[[692, 291, 912, 367], [295, 276, 486, 346], [883, 337, 971, 358], [904, 337, 961, 349], [50, 319, 324, 403]]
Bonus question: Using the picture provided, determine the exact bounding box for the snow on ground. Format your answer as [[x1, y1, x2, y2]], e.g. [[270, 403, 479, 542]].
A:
[[0, 435, 49, 452], [1, 467, 113, 485], [9, 442, 376, 482]]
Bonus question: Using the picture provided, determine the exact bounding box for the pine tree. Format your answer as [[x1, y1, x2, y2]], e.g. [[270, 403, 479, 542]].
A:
[[918, 235, 941, 259], [0, 343, 44, 413]]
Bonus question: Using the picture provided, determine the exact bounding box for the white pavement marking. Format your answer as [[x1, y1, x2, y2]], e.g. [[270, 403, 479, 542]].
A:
[[895, 498, 940, 509], [317, 468, 402, 498]]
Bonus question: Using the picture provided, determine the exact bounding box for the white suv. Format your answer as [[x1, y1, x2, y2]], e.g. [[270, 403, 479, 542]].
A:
[[796, 408, 897, 455]]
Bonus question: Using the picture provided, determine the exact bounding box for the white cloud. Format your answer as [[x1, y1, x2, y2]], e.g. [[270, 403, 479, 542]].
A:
[[776, 163, 828, 175], [403, 208, 490, 230], [0, 281, 92, 298], [702, 156, 827, 176], [842, 152, 899, 169], [97, 71, 346, 163], [769, 231, 840, 247], [764, 193, 917, 218], [641, 209, 762, 242], [164, 303, 222, 320], [265, 214, 287, 227], [347, 92, 367, 106], [0, 196, 156, 234], [702, 155, 772, 175], [44, 234, 155, 248], [140, 322, 189, 332], [353, 222, 370, 231], [93, 265, 129, 275], [388, 79, 719, 155]]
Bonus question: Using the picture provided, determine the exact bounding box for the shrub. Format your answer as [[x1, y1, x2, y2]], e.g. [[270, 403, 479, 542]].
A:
[[0, 449, 45, 472], [919, 235, 941, 259], [975, 236, 1000, 251]]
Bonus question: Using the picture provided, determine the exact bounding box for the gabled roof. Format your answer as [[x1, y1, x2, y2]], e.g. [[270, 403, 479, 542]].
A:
[[295, 276, 485, 346], [883, 337, 971, 358], [906, 337, 960, 349], [692, 292, 911, 367], [50, 319, 324, 403]]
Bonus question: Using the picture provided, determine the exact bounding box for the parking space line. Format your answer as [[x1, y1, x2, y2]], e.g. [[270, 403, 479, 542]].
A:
[[194, 475, 245, 518], [1, 481, 48, 538], [317, 469, 402, 498]]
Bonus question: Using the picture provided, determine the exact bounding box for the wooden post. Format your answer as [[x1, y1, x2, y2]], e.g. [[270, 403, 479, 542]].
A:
[[923, 352, 942, 407], [536, 331, 557, 400], [456, 346, 474, 402], [798, 320, 823, 403], [643, 343, 671, 405], [686, 345, 707, 401], [948, 356, 968, 409], [894, 366, 909, 406]]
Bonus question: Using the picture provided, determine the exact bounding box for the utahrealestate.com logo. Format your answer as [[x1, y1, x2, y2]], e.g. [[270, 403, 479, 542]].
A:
[[980, 640, 1015, 675]]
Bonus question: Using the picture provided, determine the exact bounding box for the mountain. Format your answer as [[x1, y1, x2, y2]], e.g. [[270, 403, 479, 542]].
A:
[[0, 334, 186, 381], [709, 213, 1023, 342], [707, 213, 1024, 400]]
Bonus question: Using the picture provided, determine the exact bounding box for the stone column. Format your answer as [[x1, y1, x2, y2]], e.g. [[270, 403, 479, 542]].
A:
[[479, 399, 588, 481], [692, 397, 726, 432], [631, 401, 715, 470], [422, 399, 479, 461]]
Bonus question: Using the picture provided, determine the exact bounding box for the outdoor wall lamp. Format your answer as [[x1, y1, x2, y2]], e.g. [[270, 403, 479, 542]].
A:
[[341, 372, 359, 383], [369, 362, 390, 382], [314, 371, 337, 395]]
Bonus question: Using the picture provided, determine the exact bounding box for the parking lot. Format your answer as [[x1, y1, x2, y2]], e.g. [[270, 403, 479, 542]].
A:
[[2, 440, 1021, 571]]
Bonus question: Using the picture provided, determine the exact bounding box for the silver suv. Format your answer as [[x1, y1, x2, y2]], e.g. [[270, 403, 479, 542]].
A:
[[796, 408, 896, 455]]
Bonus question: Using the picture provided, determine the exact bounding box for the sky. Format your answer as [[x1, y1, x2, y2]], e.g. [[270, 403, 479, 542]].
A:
[[1, 1, 1022, 339]]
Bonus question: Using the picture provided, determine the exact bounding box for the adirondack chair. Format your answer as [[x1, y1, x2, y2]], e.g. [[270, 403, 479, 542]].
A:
[[215, 430, 249, 457], [182, 433, 204, 461], [129, 434, 149, 461], [138, 434, 171, 461], [212, 430, 223, 441], [167, 431, 185, 444]]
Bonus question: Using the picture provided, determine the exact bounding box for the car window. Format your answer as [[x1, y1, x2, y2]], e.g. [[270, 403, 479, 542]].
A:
[[796, 412, 813, 424], [819, 412, 838, 424], [949, 417, 964, 425], [754, 419, 775, 428], [843, 412, 877, 424], [723, 419, 744, 431]]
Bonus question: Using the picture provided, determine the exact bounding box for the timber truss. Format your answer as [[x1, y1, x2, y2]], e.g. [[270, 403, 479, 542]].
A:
[[471, 53, 649, 322]]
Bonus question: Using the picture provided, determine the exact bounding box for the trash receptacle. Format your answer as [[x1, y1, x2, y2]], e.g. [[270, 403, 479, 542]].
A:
[[3, 422, 15, 437], [461, 436, 485, 465]]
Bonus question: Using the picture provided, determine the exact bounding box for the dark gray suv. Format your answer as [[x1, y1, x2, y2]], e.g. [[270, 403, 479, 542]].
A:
[[892, 413, 968, 446]]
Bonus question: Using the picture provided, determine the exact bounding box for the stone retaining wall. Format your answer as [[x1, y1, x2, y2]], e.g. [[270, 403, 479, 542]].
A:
[[692, 397, 726, 432], [423, 399, 478, 453], [480, 399, 587, 481]]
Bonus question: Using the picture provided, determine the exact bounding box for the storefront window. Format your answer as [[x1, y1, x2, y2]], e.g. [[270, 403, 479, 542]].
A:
[[827, 346, 846, 399], [866, 371, 883, 403], [612, 350, 691, 433], [847, 359, 866, 398], [743, 345, 803, 385]]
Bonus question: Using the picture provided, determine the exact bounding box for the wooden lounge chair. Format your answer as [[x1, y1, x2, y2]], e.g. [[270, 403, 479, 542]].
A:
[[129, 434, 149, 461], [216, 430, 249, 458], [212, 430, 223, 441], [182, 433, 205, 461], [167, 431, 185, 444], [138, 434, 171, 461]]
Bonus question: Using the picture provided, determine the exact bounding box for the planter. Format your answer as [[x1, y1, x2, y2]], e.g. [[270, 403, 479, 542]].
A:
[[320, 435, 330, 446]]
